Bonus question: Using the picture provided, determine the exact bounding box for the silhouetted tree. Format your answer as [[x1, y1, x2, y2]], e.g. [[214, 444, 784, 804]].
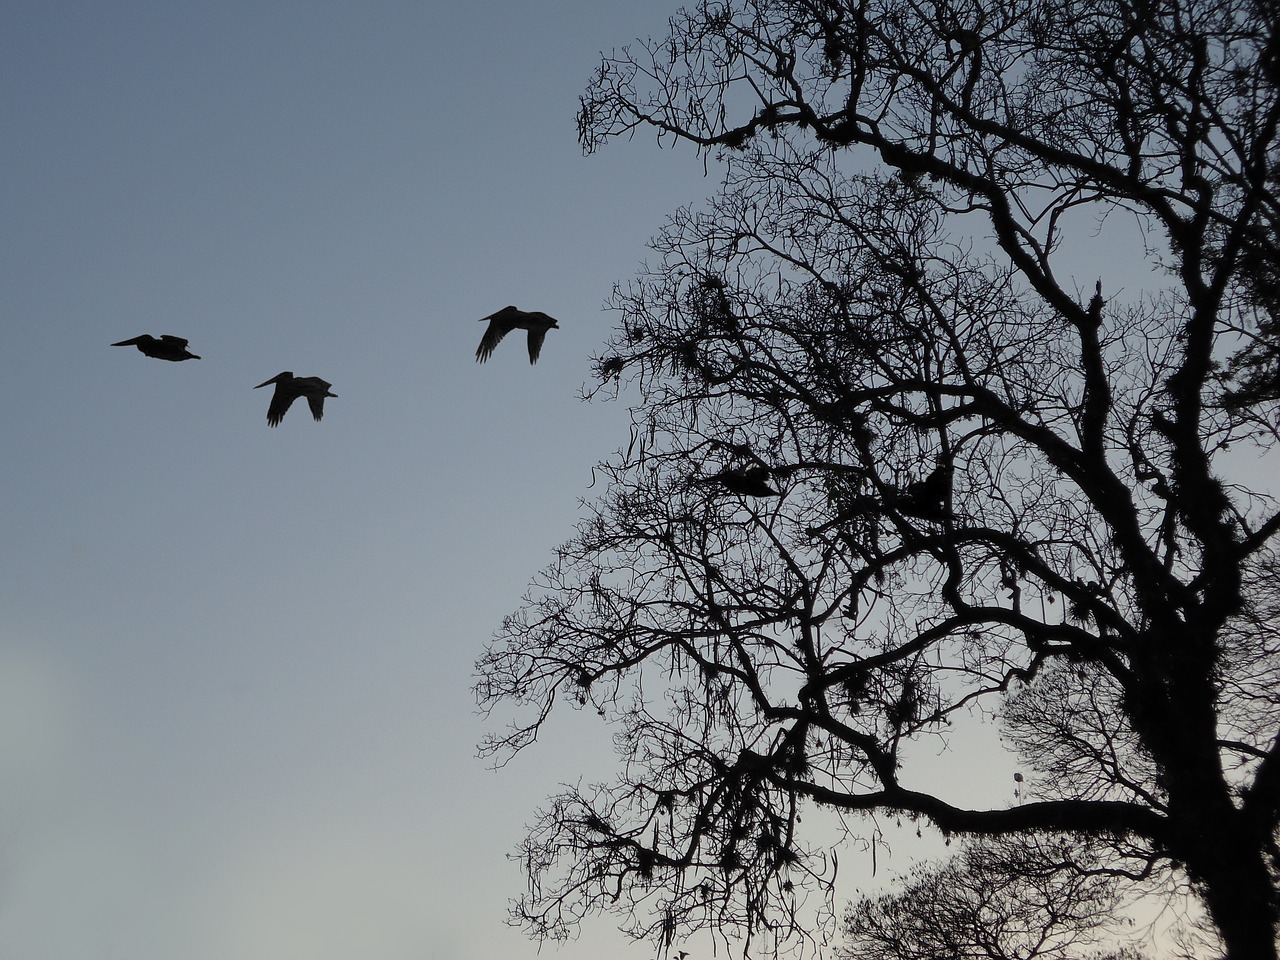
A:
[[476, 1, 1280, 958], [842, 835, 1145, 960]]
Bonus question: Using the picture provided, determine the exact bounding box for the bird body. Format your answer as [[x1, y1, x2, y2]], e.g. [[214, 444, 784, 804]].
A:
[[898, 463, 951, 520], [254, 372, 336, 426], [475, 306, 559, 364], [112, 334, 201, 361], [704, 465, 780, 497]]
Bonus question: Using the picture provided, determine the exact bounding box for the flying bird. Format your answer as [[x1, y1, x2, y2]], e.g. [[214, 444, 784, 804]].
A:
[[702, 464, 781, 498], [111, 334, 201, 361], [475, 306, 559, 364], [254, 372, 337, 427]]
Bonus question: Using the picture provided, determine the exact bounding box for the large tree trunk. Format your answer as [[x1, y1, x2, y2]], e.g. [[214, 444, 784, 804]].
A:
[[1198, 832, 1278, 960]]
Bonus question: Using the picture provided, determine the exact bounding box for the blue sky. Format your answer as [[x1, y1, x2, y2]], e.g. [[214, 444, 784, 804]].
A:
[[0, 3, 721, 958], [1, 3, 1228, 959]]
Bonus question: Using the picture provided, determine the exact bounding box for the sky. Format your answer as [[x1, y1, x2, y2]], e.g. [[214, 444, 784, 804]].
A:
[[1, 3, 1248, 960], [0, 3, 719, 958]]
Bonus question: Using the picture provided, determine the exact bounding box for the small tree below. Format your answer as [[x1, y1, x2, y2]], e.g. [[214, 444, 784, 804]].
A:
[[843, 835, 1140, 960]]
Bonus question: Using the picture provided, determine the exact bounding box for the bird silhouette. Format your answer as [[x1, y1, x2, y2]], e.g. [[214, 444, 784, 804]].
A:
[[702, 464, 781, 497], [897, 461, 951, 520], [111, 334, 201, 361], [254, 372, 337, 427], [475, 306, 559, 364]]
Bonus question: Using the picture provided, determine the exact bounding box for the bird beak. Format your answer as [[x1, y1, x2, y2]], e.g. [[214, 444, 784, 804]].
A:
[[254, 377, 278, 389]]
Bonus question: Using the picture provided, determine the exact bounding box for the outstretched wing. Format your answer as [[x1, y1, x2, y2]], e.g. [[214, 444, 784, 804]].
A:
[[265, 387, 297, 427], [527, 328, 549, 364], [305, 380, 333, 422], [475, 307, 520, 363]]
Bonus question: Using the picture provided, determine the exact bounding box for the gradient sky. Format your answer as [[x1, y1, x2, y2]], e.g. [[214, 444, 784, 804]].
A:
[[1, 3, 714, 958], [0, 3, 1228, 959]]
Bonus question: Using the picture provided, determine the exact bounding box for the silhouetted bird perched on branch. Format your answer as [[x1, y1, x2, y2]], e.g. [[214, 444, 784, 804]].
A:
[[475, 306, 559, 364], [111, 334, 201, 361], [702, 464, 781, 497], [254, 372, 337, 427], [896, 461, 952, 521]]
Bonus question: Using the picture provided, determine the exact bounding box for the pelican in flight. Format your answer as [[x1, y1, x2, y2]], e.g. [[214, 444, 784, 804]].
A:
[[254, 372, 337, 427], [475, 306, 559, 364], [702, 464, 781, 497], [111, 334, 201, 361]]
